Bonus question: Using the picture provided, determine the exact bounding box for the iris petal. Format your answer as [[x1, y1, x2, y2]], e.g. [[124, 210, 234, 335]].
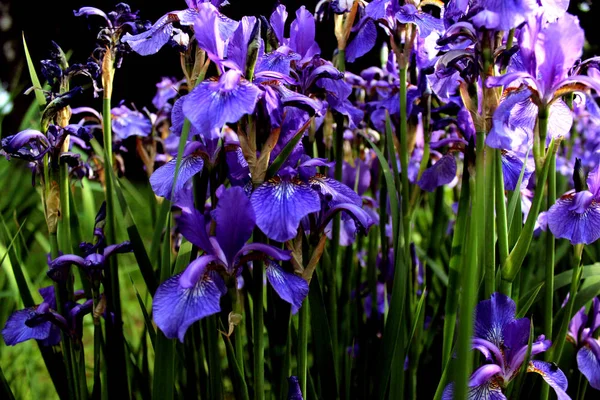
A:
[[1, 308, 52, 346], [547, 195, 600, 244], [250, 177, 321, 242], [150, 155, 204, 199], [265, 261, 308, 314], [577, 339, 600, 390], [182, 70, 262, 134], [527, 360, 570, 400], [153, 270, 226, 342]]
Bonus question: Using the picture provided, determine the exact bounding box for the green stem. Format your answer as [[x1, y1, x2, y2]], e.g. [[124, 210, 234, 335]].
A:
[[298, 301, 308, 398], [207, 315, 223, 399], [543, 152, 556, 353], [253, 231, 265, 400], [442, 160, 470, 366], [454, 176, 478, 400], [495, 149, 509, 267], [552, 244, 584, 365], [502, 139, 557, 282], [484, 144, 496, 297], [398, 66, 411, 256]]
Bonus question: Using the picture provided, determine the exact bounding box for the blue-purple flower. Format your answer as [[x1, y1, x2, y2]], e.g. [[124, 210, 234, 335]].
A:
[[443, 293, 570, 400], [547, 163, 600, 244], [567, 297, 600, 390], [153, 186, 309, 342]]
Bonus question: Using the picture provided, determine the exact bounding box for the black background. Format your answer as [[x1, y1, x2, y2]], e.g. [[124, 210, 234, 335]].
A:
[[0, 0, 597, 133]]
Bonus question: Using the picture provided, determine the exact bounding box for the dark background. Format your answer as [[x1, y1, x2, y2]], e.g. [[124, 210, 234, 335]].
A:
[[0, 0, 597, 133]]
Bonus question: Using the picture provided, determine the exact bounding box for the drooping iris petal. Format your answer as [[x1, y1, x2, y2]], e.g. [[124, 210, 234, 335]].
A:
[[265, 261, 308, 314], [149, 155, 204, 199], [73, 7, 112, 27], [256, 48, 300, 76], [441, 382, 507, 400], [474, 292, 516, 348], [170, 97, 201, 137], [1, 129, 50, 161], [121, 10, 196, 56], [417, 154, 457, 192], [346, 19, 377, 63], [289, 6, 320, 63], [1, 307, 52, 346], [182, 69, 262, 134], [153, 270, 226, 342], [213, 186, 255, 265], [309, 174, 362, 207], [527, 360, 570, 400], [547, 193, 600, 244], [111, 105, 152, 140], [250, 177, 321, 242], [576, 339, 600, 390], [395, 4, 443, 38]]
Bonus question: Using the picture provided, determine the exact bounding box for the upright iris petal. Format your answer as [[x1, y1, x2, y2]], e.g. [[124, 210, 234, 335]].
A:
[[182, 69, 262, 134], [251, 176, 321, 242], [213, 186, 256, 266], [289, 6, 320, 63], [346, 19, 377, 63]]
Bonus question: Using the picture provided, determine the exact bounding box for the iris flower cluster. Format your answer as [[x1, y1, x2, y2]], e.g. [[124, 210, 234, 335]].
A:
[[2, 0, 600, 399]]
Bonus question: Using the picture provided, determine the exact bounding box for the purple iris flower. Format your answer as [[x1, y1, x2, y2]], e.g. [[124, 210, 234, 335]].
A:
[[153, 77, 181, 110], [153, 186, 309, 342], [111, 104, 152, 140], [547, 163, 600, 244], [251, 152, 373, 243], [443, 293, 570, 400], [287, 376, 304, 400], [488, 13, 600, 142], [417, 153, 458, 192], [149, 141, 206, 199], [2, 286, 61, 346], [120, 2, 210, 56], [567, 297, 600, 390], [2, 286, 93, 346]]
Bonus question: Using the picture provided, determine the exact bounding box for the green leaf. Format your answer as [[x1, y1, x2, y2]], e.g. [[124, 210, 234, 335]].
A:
[[220, 323, 250, 400], [22, 33, 46, 108], [109, 168, 159, 295], [0, 363, 15, 400], [153, 214, 175, 400], [308, 268, 339, 399], [129, 275, 156, 350], [266, 117, 312, 180], [516, 283, 543, 319], [518, 264, 600, 309]]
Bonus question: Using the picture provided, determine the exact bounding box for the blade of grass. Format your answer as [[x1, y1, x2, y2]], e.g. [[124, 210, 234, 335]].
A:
[[153, 214, 175, 400], [129, 275, 156, 349]]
